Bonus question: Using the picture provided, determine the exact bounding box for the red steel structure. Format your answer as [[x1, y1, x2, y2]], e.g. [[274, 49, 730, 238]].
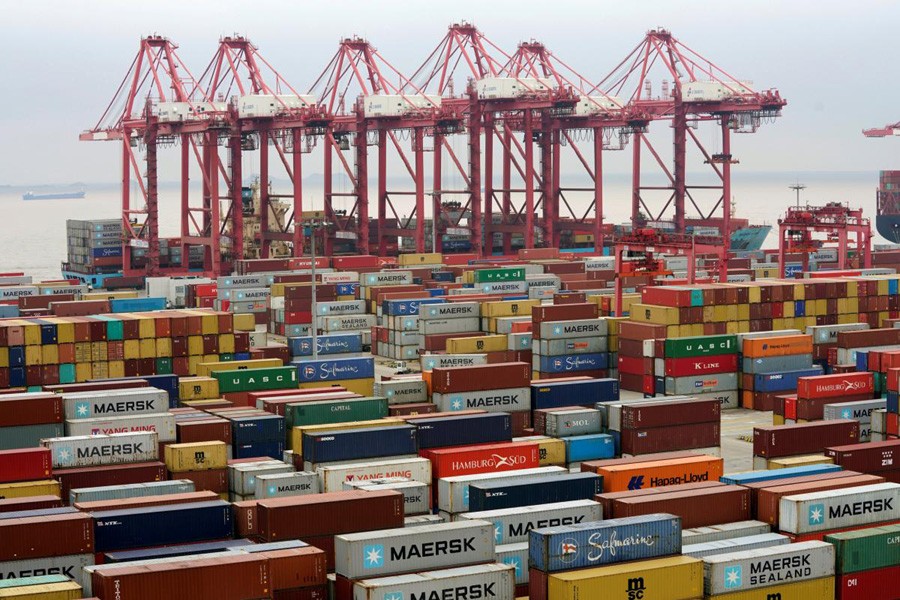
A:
[[777, 203, 873, 277]]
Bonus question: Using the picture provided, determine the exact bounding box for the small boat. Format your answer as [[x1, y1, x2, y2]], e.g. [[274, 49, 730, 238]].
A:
[[23, 190, 86, 201]]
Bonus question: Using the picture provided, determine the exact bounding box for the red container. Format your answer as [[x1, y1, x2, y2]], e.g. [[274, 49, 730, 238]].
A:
[[620, 422, 720, 455], [262, 547, 327, 592], [663, 354, 738, 378], [422, 442, 540, 479], [617, 355, 653, 376], [621, 399, 720, 430], [753, 420, 859, 458], [54, 462, 167, 503], [531, 303, 597, 325], [755, 473, 886, 525], [388, 403, 437, 417], [0, 495, 63, 513], [0, 393, 63, 427], [837, 564, 900, 600], [431, 362, 530, 394], [797, 372, 874, 400], [617, 321, 668, 341], [0, 448, 52, 483], [0, 512, 94, 560], [825, 439, 900, 473], [612, 485, 751, 528]]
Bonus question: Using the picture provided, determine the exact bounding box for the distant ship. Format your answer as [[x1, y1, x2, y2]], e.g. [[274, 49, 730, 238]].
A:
[[877, 170, 900, 243], [23, 190, 85, 201]]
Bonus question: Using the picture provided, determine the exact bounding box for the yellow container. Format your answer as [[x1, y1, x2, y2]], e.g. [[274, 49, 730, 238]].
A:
[[179, 376, 220, 401], [446, 335, 507, 354], [137, 316, 156, 339], [270, 283, 287, 297], [156, 338, 173, 357], [195, 358, 282, 377], [605, 317, 627, 336], [24, 346, 42, 366], [608, 335, 619, 353], [108, 361, 125, 378], [84, 290, 138, 300], [187, 336, 204, 356], [75, 362, 92, 382], [219, 334, 236, 354], [123, 339, 140, 360], [548, 555, 703, 600], [298, 377, 374, 397], [0, 347, 8, 368], [139, 338, 156, 359], [521, 436, 566, 466], [0, 480, 61, 499], [397, 252, 442, 266], [482, 299, 541, 318], [0, 581, 83, 599], [707, 576, 834, 599], [52, 321, 75, 344], [233, 313, 257, 331], [290, 418, 405, 453], [91, 342, 107, 361], [631, 304, 680, 326], [772, 413, 785, 426], [165, 441, 228, 472], [767, 454, 833, 470], [23, 324, 41, 347], [92, 362, 109, 379], [41, 345, 59, 365], [188, 355, 203, 376]]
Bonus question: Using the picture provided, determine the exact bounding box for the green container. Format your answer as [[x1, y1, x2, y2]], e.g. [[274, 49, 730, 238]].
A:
[[664, 334, 738, 358], [59, 363, 76, 384], [285, 396, 389, 429], [219, 353, 234, 362], [155, 358, 173, 375], [212, 366, 298, 393], [473, 268, 526, 283], [105, 317, 124, 341], [689, 289, 704, 307], [826, 523, 900, 574]]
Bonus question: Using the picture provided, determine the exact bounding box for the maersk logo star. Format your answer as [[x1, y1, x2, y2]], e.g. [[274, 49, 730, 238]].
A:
[[553, 325, 562, 335], [75, 402, 90, 418], [450, 397, 463, 411], [57, 447, 73, 465], [383, 593, 403, 600], [504, 556, 521, 576], [363, 544, 385, 568], [724, 565, 742, 589], [267, 486, 276, 496], [494, 521, 503, 542], [841, 409, 852, 419], [808, 503, 825, 526]]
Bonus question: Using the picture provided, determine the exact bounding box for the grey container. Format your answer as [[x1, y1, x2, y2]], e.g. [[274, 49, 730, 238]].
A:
[[69, 479, 195, 505], [334, 520, 495, 579], [496, 542, 529, 585], [433, 387, 531, 414], [420, 302, 480, 320], [348, 480, 431, 516], [0, 553, 94, 588], [351, 563, 514, 600], [823, 399, 885, 424], [682, 521, 773, 545], [693, 390, 739, 410], [666, 372, 739, 395], [457, 499, 602, 544], [683, 532, 790, 558], [229, 461, 293, 496], [42, 432, 159, 469], [873, 409, 887, 434], [536, 337, 607, 357], [420, 354, 487, 372], [538, 318, 608, 340], [0, 423, 64, 451], [419, 317, 480, 335], [253, 471, 319, 499], [405, 514, 446, 527], [741, 354, 813, 375], [374, 380, 428, 405], [779, 482, 900, 534], [437, 466, 568, 514], [545, 408, 602, 438], [702, 540, 834, 596], [62, 388, 169, 420], [806, 323, 869, 345], [64, 413, 176, 442]]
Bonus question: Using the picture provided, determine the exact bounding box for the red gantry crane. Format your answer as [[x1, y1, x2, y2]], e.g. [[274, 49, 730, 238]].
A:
[[777, 203, 872, 277]]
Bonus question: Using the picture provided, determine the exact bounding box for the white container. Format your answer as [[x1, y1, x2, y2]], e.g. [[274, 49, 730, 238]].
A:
[[682, 521, 773, 545], [476, 77, 554, 99], [538, 318, 608, 340], [352, 563, 514, 600], [374, 380, 428, 404], [62, 388, 170, 420], [420, 354, 487, 372], [702, 540, 834, 596], [405, 514, 446, 527], [334, 520, 495, 579], [64, 413, 176, 443], [433, 388, 530, 414], [253, 471, 319, 499], [479, 281, 528, 295], [229, 461, 293, 496], [419, 302, 480, 320], [315, 300, 366, 316], [778, 483, 900, 534], [458, 499, 602, 544], [437, 466, 568, 514], [683, 532, 789, 558], [43, 432, 158, 469], [345, 479, 431, 516], [0, 286, 37, 300], [363, 94, 441, 117], [322, 314, 376, 332], [419, 317, 480, 336], [0, 553, 94, 588], [237, 94, 316, 118], [362, 271, 413, 287], [322, 272, 359, 284], [495, 542, 529, 585], [806, 323, 869, 345], [319, 457, 433, 492]]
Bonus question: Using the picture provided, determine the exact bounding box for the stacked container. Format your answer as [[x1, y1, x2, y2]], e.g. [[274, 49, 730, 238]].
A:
[[531, 302, 608, 380], [659, 334, 739, 407], [164, 441, 229, 498]]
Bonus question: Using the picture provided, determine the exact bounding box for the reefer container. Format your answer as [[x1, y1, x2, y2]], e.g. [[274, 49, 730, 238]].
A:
[[318, 457, 432, 491], [432, 387, 531, 413], [756, 474, 887, 526], [333, 520, 495, 579], [436, 466, 568, 513], [825, 522, 900, 574], [545, 409, 602, 438], [69, 479, 195, 504], [374, 379, 428, 404], [495, 541, 529, 585], [64, 413, 176, 443], [414, 413, 512, 449], [91, 500, 233, 552], [0, 553, 94, 587], [546, 555, 703, 600], [753, 420, 858, 458], [681, 521, 773, 545], [302, 425, 417, 464], [61, 388, 169, 420], [254, 471, 319, 499], [778, 483, 900, 534], [682, 532, 789, 558], [44, 432, 158, 469], [458, 499, 602, 544], [346, 480, 430, 516], [351, 563, 514, 600], [701, 540, 834, 595], [468, 472, 602, 512], [424, 442, 539, 479]]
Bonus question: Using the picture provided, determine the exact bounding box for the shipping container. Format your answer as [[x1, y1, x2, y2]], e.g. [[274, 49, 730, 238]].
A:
[[0, 448, 51, 483], [344, 479, 430, 516], [254, 471, 319, 499], [458, 499, 602, 544], [836, 565, 900, 600], [756, 474, 887, 526], [594, 455, 724, 493], [0, 513, 94, 561], [0, 554, 94, 588], [432, 387, 531, 413], [318, 457, 432, 492], [546, 555, 703, 600], [563, 435, 615, 463], [704, 576, 835, 599], [825, 522, 900, 574], [43, 432, 158, 469], [719, 464, 843, 486], [61, 388, 169, 420], [430, 363, 530, 394], [531, 379, 619, 411], [545, 409, 602, 438], [779, 483, 900, 534], [613, 486, 751, 529], [468, 472, 602, 511], [284, 397, 388, 429], [825, 439, 900, 473], [681, 521, 773, 545], [213, 366, 298, 393], [436, 466, 568, 514], [351, 563, 514, 600], [164, 441, 228, 473], [424, 442, 539, 480], [414, 413, 512, 449], [753, 421, 859, 458], [69, 479, 195, 505], [682, 532, 789, 558], [64, 413, 176, 443], [0, 580, 82, 598], [303, 425, 417, 465], [91, 500, 233, 552], [702, 540, 834, 595], [229, 461, 293, 496]]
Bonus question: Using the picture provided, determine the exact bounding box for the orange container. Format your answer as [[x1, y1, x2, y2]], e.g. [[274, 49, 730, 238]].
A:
[[742, 334, 813, 358], [592, 455, 725, 493]]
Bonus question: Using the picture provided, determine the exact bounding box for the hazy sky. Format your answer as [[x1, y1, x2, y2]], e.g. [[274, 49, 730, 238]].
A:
[[1, 0, 898, 185]]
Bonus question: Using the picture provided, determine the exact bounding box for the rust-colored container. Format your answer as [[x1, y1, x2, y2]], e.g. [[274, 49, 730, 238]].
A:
[[620, 399, 720, 429], [617, 321, 668, 341], [388, 403, 437, 417], [753, 420, 859, 458], [825, 439, 900, 473], [581, 451, 703, 473], [0, 512, 94, 560], [531, 303, 597, 325], [233, 500, 260, 538], [795, 393, 874, 421], [54, 461, 167, 502], [755, 473, 886, 525], [73, 491, 219, 512], [175, 468, 228, 494], [431, 362, 530, 394], [595, 481, 724, 518], [611, 485, 751, 528], [0, 495, 62, 513], [175, 419, 233, 445], [0, 392, 62, 426], [738, 470, 862, 515], [620, 422, 720, 455], [261, 547, 327, 591]]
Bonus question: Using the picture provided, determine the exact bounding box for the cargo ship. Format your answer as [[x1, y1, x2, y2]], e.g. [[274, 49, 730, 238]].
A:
[[22, 189, 85, 201], [876, 170, 900, 243]]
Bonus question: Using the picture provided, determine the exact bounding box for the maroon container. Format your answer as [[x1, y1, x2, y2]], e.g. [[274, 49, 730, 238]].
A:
[[595, 481, 726, 519], [617, 321, 668, 341], [51, 300, 111, 317], [21, 294, 76, 310], [431, 362, 530, 394], [174, 469, 228, 494], [54, 461, 167, 503], [176, 419, 233, 445], [262, 547, 327, 592], [755, 473, 886, 526], [42, 380, 149, 394], [621, 399, 720, 430], [621, 422, 720, 456], [738, 470, 862, 515], [753, 420, 859, 458], [388, 403, 437, 417], [0, 448, 52, 483], [0, 393, 62, 427], [257, 490, 403, 541], [232, 500, 260, 538], [825, 439, 900, 473], [531, 303, 597, 325], [837, 328, 900, 349], [0, 495, 62, 513], [612, 485, 751, 528], [581, 451, 704, 473], [0, 512, 94, 560], [529, 568, 550, 600], [795, 394, 874, 421]]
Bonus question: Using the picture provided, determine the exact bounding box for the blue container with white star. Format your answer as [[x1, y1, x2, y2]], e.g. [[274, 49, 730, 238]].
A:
[[468, 472, 602, 512], [91, 500, 234, 552], [531, 378, 619, 410], [528, 513, 682, 572]]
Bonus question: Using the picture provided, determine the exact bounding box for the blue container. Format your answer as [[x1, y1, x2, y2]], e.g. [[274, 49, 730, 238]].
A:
[[794, 300, 806, 317], [110, 297, 167, 312], [753, 367, 825, 394], [231, 414, 285, 445], [335, 283, 359, 297], [529, 513, 682, 572], [233, 440, 284, 460], [432, 271, 455, 282], [296, 357, 375, 383], [891, 278, 900, 295], [92, 246, 123, 258], [9, 367, 25, 388], [289, 333, 362, 357], [91, 500, 234, 552], [0, 507, 78, 520], [654, 376, 666, 397], [8, 347, 24, 367], [414, 413, 512, 450], [531, 379, 620, 411], [234, 352, 252, 361], [103, 539, 253, 563], [426, 288, 446, 297], [383, 297, 443, 316], [302, 425, 417, 464], [0, 305, 19, 318], [564, 434, 615, 463], [538, 353, 609, 373], [468, 472, 602, 511], [39, 323, 58, 345], [887, 391, 899, 413], [856, 351, 869, 372], [719, 464, 842, 485]]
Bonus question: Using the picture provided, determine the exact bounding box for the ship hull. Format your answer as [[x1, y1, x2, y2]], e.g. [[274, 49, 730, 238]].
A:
[[877, 215, 900, 244], [23, 191, 85, 200]]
